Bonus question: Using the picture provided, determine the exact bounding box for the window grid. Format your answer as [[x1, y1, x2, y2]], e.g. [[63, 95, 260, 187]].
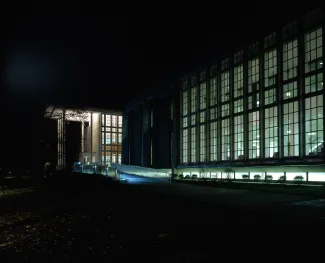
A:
[[234, 99, 244, 113], [190, 127, 196, 162], [101, 114, 122, 165], [283, 81, 298, 100], [200, 83, 207, 110], [234, 115, 244, 160], [182, 129, 188, 163], [191, 87, 197, 113], [305, 95, 324, 155], [209, 77, 217, 106], [248, 94, 260, 109], [234, 65, 244, 98], [283, 39, 298, 80], [283, 101, 300, 156], [190, 114, 196, 126], [221, 118, 231, 160], [200, 112, 205, 123], [305, 28, 323, 73], [221, 103, 230, 117], [265, 89, 276, 105], [182, 91, 188, 116], [249, 111, 260, 159], [248, 57, 259, 93], [182, 117, 188, 128], [210, 108, 217, 121], [221, 71, 230, 102], [200, 125, 206, 162], [305, 73, 323, 94], [264, 49, 277, 88], [210, 122, 217, 161], [265, 107, 278, 158]]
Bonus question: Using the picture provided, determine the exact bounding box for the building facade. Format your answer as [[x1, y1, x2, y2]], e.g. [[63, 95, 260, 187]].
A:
[[45, 106, 122, 169], [178, 8, 325, 181], [123, 8, 325, 182]]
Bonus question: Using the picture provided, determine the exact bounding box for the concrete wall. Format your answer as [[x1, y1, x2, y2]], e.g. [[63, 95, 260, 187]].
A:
[[91, 113, 100, 163]]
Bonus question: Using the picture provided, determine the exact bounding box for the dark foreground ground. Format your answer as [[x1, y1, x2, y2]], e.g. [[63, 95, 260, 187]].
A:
[[0, 173, 324, 262]]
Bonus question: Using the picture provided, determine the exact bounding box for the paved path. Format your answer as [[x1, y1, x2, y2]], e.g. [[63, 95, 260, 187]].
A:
[[120, 173, 325, 222]]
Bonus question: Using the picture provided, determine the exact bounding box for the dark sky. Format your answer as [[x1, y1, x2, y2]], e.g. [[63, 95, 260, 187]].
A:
[[1, 2, 322, 110]]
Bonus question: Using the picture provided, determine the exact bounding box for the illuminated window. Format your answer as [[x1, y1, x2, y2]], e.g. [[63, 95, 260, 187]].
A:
[[221, 118, 230, 160], [283, 101, 299, 156], [265, 107, 278, 158], [305, 95, 323, 155], [265, 89, 275, 105], [191, 87, 197, 113], [305, 28, 323, 73], [234, 99, 243, 113], [190, 114, 196, 125], [221, 103, 230, 117], [248, 94, 260, 109], [283, 39, 298, 80], [182, 90, 188, 116], [248, 111, 260, 159], [182, 129, 188, 163], [221, 71, 230, 102], [200, 112, 205, 123], [118, 116, 122, 127], [101, 114, 122, 165], [234, 65, 243, 98], [248, 57, 259, 93], [112, 115, 117, 127], [182, 117, 188, 128], [112, 133, 116, 143], [209, 77, 217, 107], [106, 133, 111, 144], [264, 49, 277, 87], [210, 108, 216, 121], [200, 82, 207, 110], [106, 115, 111, 126], [305, 73, 323, 94], [101, 132, 105, 144], [190, 127, 196, 162], [200, 125, 206, 162], [283, 81, 298, 100], [234, 115, 244, 160], [210, 121, 217, 161]]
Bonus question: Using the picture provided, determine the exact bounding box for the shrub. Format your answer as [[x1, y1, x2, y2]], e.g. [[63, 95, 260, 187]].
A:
[[294, 175, 304, 184], [184, 175, 191, 179], [178, 174, 184, 179], [254, 174, 261, 180], [192, 174, 198, 179], [170, 174, 178, 179], [278, 175, 286, 182], [265, 175, 273, 182], [242, 174, 249, 180]]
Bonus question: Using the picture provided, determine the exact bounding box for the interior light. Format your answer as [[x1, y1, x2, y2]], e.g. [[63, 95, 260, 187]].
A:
[[286, 92, 291, 97], [320, 62, 323, 65]]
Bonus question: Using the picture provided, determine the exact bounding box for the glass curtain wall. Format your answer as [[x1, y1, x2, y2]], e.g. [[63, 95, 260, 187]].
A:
[[101, 114, 122, 165], [180, 16, 324, 164]]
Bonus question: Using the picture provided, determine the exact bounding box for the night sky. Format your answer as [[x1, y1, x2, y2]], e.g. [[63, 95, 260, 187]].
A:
[[1, 2, 321, 110]]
